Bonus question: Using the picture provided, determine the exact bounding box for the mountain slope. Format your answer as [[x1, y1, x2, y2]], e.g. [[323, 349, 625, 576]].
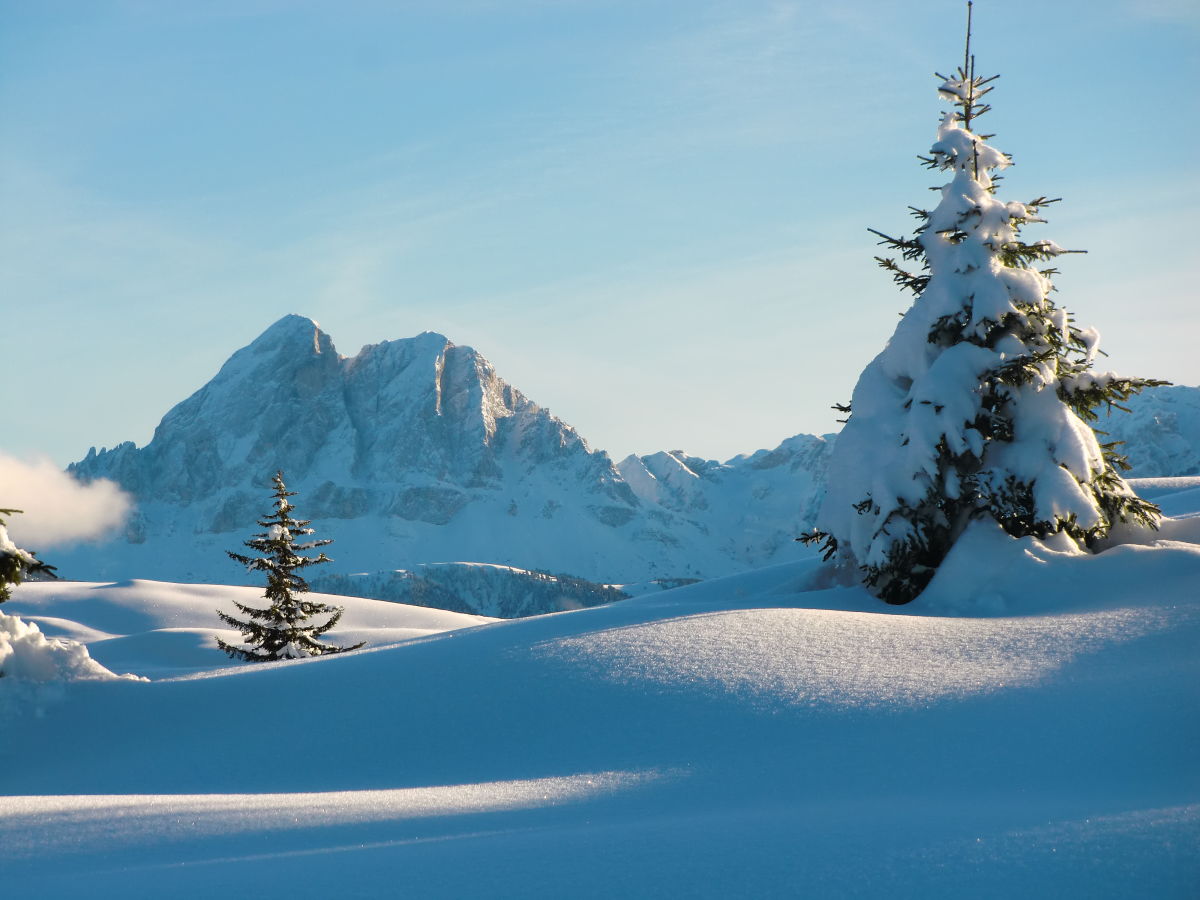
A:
[[617, 433, 833, 570], [70, 315, 636, 534], [311, 562, 629, 618], [1098, 384, 1200, 477]]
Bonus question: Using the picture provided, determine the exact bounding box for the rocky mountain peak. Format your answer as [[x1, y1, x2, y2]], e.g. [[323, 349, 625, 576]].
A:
[[66, 316, 645, 559]]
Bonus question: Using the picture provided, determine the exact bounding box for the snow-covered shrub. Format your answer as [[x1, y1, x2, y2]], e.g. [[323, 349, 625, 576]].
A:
[[0, 611, 124, 683], [804, 33, 1163, 604], [218, 471, 364, 660], [1, 509, 109, 686]]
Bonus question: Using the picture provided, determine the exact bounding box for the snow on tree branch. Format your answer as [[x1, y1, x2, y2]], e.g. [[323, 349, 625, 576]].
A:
[[802, 24, 1166, 605]]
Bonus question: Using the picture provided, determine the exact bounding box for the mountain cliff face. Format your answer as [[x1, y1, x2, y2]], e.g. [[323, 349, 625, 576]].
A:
[[72, 315, 634, 533], [62, 316, 831, 591]]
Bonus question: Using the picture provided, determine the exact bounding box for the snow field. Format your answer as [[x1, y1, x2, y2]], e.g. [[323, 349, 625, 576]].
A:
[[7, 579, 494, 678], [2, 770, 661, 863], [1, 480, 1197, 896]]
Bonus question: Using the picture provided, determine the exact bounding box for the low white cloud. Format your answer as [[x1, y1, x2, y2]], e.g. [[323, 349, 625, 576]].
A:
[[0, 455, 132, 549]]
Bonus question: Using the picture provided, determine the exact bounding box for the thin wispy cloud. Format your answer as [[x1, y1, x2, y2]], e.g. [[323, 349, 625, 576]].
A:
[[1125, 0, 1200, 25], [4, 0, 1195, 466]]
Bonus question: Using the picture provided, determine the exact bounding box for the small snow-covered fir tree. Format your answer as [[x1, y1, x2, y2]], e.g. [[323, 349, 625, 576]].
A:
[[1, 509, 56, 604], [804, 7, 1164, 604], [218, 472, 363, 660]]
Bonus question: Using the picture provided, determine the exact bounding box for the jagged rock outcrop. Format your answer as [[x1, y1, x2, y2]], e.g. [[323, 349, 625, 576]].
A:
[[71, 316, 635, 528]]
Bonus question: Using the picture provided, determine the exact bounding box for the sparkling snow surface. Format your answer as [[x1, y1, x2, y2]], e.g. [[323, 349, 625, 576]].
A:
[[535, 603, 1183, 710], [2, 480, 1198, 897], [3, 771, 660, 862]]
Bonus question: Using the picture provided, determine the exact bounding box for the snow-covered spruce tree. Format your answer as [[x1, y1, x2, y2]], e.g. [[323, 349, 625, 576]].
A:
[[217, 472, 363, 660], [1, 509, 56, 603], [803, 18, 1164, 605]]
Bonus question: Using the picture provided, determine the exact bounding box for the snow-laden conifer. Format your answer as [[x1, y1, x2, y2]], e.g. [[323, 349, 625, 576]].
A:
[[217, 472, 363, 660], [804, 10, 1164, 604], [0, 509, 55, 604], [1, 508, 58, 679]]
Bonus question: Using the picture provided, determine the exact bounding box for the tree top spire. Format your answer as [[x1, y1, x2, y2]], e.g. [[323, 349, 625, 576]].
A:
[[963, 1, 974, 86]]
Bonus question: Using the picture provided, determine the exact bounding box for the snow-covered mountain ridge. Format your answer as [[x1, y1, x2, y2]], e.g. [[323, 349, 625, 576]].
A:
[[60, 315, 831, 597], [1095, 384, 1200, 477], [71, 315, 633, 529], [310, 563, 630, 619], [56, 315, 1196, 613]]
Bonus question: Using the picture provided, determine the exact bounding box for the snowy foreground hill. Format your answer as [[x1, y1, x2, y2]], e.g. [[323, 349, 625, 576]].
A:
[[2, 479, 1198, 897], [53, 315, 1200, 617]]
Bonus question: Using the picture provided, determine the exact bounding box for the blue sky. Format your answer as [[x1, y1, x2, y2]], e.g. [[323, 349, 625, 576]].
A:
[[3, 0, 1197, 467]]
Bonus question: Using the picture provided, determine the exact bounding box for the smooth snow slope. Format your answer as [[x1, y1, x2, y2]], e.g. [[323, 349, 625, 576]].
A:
[[2, 489, 1198, 897], [5, 580, 494, 678]]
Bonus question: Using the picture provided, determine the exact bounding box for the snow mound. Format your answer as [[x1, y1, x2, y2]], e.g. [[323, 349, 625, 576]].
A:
[[0, 612, 128, 683], [1130, 476, 1200, 520], [533, 603, 1179, 710], [6, 580, 495, 679], [917, 517, 1200, 615]]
